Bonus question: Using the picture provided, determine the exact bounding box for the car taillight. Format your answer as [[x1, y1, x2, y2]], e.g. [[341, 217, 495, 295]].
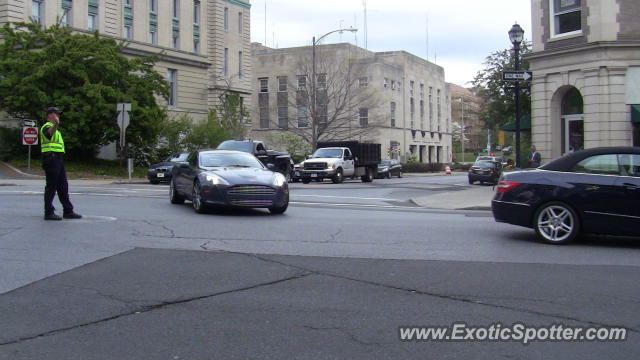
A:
[[496, 180, 522, 193]]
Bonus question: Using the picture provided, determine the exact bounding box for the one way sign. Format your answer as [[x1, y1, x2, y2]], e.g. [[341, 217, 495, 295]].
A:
[[503, 71, 533, 82]]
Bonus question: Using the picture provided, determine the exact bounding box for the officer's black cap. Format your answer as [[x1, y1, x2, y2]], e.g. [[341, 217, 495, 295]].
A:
[[46, 107, 61, 114]]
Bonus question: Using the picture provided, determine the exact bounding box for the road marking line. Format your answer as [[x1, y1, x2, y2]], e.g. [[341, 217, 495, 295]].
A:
[[293, 194, 396, 201]]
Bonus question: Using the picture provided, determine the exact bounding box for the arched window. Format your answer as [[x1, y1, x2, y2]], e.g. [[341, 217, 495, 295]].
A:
[[561, 87, 583, 115]]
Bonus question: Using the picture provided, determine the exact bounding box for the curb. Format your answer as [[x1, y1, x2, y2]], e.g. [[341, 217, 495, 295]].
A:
[[0, 161, 45, 178]]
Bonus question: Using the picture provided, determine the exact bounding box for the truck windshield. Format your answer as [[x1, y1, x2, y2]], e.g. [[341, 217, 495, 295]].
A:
[[313, 149, 343, 158], [217, 141, 254, 153]]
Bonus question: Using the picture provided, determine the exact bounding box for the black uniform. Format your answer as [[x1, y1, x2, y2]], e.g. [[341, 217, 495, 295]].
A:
[[41, 125, 74, 216]]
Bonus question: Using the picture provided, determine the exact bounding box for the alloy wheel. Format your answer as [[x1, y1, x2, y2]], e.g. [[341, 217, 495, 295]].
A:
[[536, 204, 576, 243]]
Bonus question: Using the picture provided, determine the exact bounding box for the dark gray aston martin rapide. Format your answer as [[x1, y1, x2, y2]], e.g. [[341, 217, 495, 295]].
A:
[[169, 150, 289, 214]]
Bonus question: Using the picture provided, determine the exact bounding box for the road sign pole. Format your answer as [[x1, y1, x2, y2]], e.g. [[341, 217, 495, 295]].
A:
[[28, 145, 31, 170], [514, 45, 521, 169]]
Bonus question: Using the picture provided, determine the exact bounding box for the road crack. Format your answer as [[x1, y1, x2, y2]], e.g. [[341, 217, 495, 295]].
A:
[[0, 272, 311, 347]]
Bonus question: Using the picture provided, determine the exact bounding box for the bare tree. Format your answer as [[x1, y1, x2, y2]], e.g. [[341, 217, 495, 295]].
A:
[[268, 50, 382, 150], [214, 75, 250, 140]]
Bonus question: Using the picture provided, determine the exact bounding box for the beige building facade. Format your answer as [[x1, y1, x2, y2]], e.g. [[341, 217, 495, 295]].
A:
[[528, 0, 640, 162], [0, 0, 252, 126], [250, 42, 452, 164]]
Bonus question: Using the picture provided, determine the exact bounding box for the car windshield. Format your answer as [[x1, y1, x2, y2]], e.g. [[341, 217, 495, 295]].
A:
[[199, 152, 264, 169], [167, 153, 189, 162], [473, 161, 496, 168], [217, 141, 254, 153], [380, 161, 391, 166], [313, 149, 343, 158]]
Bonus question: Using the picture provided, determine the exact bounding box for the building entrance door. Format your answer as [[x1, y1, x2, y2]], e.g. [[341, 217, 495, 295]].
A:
[[562, 114, 584, 154]]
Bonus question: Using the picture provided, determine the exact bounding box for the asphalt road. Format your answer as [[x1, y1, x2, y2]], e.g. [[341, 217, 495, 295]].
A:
[[1, 175, 639, 359]]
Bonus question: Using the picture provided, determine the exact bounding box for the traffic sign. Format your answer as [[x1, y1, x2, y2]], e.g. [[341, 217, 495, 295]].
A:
[[503, 71, 533, 82], [116, 103, 132, 151], [22, 126, 38, 145], [22, 120, 37, 127]]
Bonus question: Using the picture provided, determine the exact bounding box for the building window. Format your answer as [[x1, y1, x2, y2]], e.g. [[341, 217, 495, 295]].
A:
[[278, 76, 288, 92], [297, 75, 307, 90], [123, 0, 133, 40], [359, 108, 368, 127], [88, 0, 99, 30], [173, 33, 180, 49], [410, 81, 414, 97], [238, 12, 243, 34], [384, 78, 388, 88], [150, 0, 157, 13], [259, 92, 269, 129], [194, 0, 200, 24], [359, 77, 368, 88], [390, 102, 396, 127], [173, 0, 179, 18], [420, 100, 425, 130], [32, 0, 43, 25], [410, 98, 415, 129], [437, 89, 441, 132], [61, 1, 73, 27], [391, 80, 396, 90], [420, 84, 424, 100], [551, 0, 582, 36], [223, 48, 228, 76], [224, 7, 228, 32], [149, 0, 158, 44], [150, 30, 157, 44], [238, 51, 243, 78], [317, 74, 327, 89], [168, 69, 177, 107], [297, 106, 309, 128], [259, 78, 269, 93], [278, 107, 288, 129], [429, 87, 433, 130]]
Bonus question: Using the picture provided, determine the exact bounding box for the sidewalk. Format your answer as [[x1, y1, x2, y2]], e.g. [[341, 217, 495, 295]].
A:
[[0, 161, 148, 185], [410, 184, 495, 210]]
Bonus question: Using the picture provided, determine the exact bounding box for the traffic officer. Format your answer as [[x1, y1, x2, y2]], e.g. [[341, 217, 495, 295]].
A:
[[41, 107, 82, 220]]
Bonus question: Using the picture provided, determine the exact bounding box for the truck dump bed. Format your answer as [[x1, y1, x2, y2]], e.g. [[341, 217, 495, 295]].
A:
[[317, 141, 381, 166]]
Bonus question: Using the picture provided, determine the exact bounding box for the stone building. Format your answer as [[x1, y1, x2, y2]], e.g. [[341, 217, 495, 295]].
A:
[[448, 83, 485, 156], [0, 0, 252, 126], [250, 42, 452, 163], [528, 0, 640, 161]]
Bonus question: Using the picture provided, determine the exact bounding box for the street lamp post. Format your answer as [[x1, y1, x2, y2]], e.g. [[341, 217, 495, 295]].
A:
[[311, 27, 357, 150], [509, 23, 524, 168]]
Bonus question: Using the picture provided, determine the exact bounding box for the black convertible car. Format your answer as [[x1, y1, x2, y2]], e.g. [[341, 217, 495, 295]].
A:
[[169, 150, 289, 214], [492, 147, 640, 244]]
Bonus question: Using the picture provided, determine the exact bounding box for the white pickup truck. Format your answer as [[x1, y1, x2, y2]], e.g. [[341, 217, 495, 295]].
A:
[[299, 142, 381, 184]]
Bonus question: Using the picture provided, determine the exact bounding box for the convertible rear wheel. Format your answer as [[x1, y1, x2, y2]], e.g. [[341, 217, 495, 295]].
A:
[[534, 202, 580, 244], [169, 179, 185, 204], [192, 181, 207, 213]]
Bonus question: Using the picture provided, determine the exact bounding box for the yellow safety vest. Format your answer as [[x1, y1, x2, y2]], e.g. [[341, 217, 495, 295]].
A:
[[40, 122, 65, 153]]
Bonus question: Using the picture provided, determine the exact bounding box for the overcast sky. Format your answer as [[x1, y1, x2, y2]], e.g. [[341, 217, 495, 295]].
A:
[[250, 0, 532, 86]]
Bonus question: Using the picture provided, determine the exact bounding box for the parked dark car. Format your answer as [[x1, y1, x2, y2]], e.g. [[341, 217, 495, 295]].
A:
[[147, 153, 189, 184], [291, 163, 302, 182], [376, 160, 403, 178], [492, 147, 640, 244], [468, 160, 502, 184], [169, 150, 289, 214]]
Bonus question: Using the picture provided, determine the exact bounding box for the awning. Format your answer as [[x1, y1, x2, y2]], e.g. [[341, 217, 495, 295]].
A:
[[500, 115, 531, 132], [632, 104, 640, 123]]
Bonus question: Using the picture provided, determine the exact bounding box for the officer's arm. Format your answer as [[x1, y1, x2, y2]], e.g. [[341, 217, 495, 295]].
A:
[[47, 122, 58, 137]]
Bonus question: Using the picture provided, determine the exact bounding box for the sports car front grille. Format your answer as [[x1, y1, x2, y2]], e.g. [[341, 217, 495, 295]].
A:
[[304, 162, 327, 170], [227, 185, 276, 196], [230, 199, 274, 207]]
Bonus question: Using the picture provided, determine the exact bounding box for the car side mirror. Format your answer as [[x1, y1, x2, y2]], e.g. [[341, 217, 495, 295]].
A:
[[266, 163, 276, 171], [344, 156, 352, 161], [179, 162, 190, 169], [306, 155, 312, 160], [256, 150, 267, 156]]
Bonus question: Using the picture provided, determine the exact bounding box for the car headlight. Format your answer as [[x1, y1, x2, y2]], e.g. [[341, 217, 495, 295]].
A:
[[327, 164, 336, 170], [379, 167, 388, 171], [205, 173, 229, 185], [273, 173, 286, 187]]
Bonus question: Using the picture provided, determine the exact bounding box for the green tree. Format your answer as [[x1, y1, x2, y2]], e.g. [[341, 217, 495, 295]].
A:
[[0, 22, 169, 159], [216, 92, 249, 140], [184, 110, 230, 150], [471, 42, 532, 132]]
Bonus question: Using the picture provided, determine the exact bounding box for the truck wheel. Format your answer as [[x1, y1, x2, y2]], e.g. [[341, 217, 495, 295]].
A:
[[302, 178, 311, 184], [332, 169, 344, 184], [361, 168, 373, 183]]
